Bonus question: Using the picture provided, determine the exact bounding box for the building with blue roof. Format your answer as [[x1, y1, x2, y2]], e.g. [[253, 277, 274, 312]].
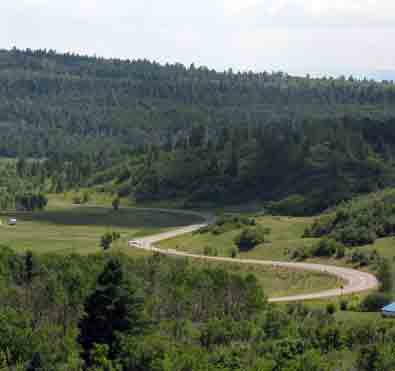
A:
[[382, 303, 395, 317]]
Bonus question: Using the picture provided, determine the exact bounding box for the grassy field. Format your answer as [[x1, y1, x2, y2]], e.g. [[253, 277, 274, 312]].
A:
[[0, 203, 202, 255], [159, 215, 316, 261]]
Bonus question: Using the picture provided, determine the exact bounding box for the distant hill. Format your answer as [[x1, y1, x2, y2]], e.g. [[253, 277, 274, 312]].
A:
[[1, 48, 395, 157]]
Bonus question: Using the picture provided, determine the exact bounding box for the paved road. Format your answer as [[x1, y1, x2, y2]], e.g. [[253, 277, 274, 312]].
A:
[[129, 209, 379, 302]]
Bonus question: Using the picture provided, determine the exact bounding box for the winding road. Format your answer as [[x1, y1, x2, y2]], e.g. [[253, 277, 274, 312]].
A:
[[130, 208, 379, 303]]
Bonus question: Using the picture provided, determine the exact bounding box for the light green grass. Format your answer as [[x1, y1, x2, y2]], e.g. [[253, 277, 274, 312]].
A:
[[158, 215, 345, 297], [159, 215, 315, 261], [0, 204, 202, 255]]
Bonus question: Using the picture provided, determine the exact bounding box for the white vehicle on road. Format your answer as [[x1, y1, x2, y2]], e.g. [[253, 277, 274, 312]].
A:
[[128, 240, 142, 248]]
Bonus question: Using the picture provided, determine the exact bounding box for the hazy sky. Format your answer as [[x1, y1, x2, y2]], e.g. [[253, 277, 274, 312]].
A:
[[2, 0, 395, 73]]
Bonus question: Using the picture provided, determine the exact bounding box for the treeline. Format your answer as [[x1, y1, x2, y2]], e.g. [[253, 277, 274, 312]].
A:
[[86, 116, 395, 214], [0, 154, 112, 210], [305, 188, 395, 246], [1, 248, 395, 370], [1, 48, 395, 157]]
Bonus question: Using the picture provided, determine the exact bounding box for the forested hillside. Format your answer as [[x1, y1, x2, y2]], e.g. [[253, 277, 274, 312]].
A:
[[1, 48, 395, 157], [3, 48, 395, 212]]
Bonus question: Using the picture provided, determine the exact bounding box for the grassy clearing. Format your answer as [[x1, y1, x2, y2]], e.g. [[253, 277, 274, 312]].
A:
[[159, 215, 316, 261], [0, 201, 202, 255]]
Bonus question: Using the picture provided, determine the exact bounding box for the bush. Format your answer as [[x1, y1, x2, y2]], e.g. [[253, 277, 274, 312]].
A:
[[340, 300, 348, 311], [82, 192, 90, 204], [326, 303, 337, 315], [311, 238, 339, 257], [203, 246, 218, 256], [360, 293, 391, 312], [377, 259, 393, 293], [234, 227, 267, 251], [100, 231, 121, 250], [291, 245, 314, 261], [229, 247, 238, 258], [350, 251, 371, 267], [336, 244, 346, 259], [203, 215, 257, 235]]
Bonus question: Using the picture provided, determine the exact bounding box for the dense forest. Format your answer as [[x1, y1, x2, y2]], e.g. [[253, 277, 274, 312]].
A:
[[2, 48, 395, 211], [1, 248, 395, 371]]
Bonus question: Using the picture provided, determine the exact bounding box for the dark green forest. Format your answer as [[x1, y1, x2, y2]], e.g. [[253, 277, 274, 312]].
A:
[[2, 48, 395, 211]]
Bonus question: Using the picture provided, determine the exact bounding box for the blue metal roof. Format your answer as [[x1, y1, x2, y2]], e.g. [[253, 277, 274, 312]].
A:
[[382, 303, 395, 312]]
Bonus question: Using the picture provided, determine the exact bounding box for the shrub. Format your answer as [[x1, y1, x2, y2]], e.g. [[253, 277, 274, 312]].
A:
[[229, 247, 238, 258], [100, 231, 121, 250], [234, 227, 267, 251], [340, 300, 348, 311], [360, 293, 391, 312], [112, 197, 120, 211], [326, 303, 337, 315], [82, 191, 90, 204], [203, 246, 218, 256], [204, 215, 258, 235], [336, 244, 346, 259], [311, 238, 344, 258], [377, 259, 393, 293], [350, 251, 371, 267], [291, 245, 314, 261]]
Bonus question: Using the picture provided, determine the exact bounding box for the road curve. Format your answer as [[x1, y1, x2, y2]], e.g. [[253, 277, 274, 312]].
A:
[[129, 209, 379, 302]]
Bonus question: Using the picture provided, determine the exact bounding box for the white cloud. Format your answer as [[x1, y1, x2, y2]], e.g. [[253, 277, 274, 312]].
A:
[[242, 0, 395, 28], [0, 0, 394, 73]]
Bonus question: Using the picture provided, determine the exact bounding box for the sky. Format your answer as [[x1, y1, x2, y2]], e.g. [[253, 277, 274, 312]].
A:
[[1, 0, 395, 75]]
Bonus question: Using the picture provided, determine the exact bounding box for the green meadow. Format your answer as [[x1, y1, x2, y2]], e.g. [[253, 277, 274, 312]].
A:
[[0, 203, 201, 255]]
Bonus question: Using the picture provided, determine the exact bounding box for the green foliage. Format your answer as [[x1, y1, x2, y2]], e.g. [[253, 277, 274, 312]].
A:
[[377, 258, 393, 293], [1, 247, 395, 370], [15, 193, 47, 211], [357, 344, 395, 371], [199, 215, 256, 235], [112, 197, 120, 211], [267, 195, 310, 216], [360, 292, 391, 312], [306, 190, 395, 246], [100, 231, 121, 250], [234, 227, 268, 251], [340, 300, 348, 311], [326, 303, 337, 315], [203, 246, 218, 256], [293, 238, 345, 260], [78, 259, 147, 363]]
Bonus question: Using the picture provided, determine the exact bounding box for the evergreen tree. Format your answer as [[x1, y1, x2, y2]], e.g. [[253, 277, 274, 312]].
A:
[[78, 259, 147, 363]]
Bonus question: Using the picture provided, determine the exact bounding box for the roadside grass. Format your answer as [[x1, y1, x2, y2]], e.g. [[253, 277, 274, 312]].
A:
[[158, 215, 348, 297], [153, 257, 341, 298], [158, 215, 316, 261]]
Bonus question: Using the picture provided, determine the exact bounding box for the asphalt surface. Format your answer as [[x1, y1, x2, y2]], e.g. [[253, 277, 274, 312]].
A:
[[130, 209, 379, 302]]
